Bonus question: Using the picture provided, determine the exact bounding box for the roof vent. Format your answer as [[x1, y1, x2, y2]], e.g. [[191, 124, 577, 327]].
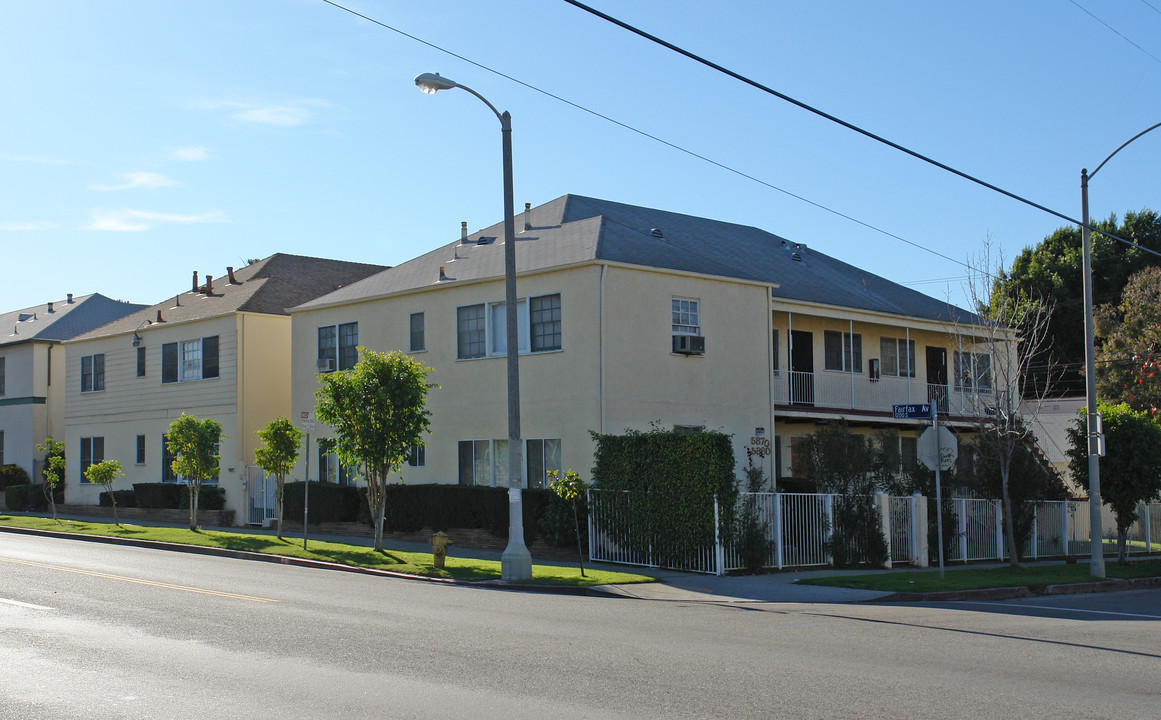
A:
[[47, 302, 54, 313], [476, 236, 495, 245], [791, 252, 803, 262], [651, 228, 664, 238], [18, 313, 35, 322], [205, 275, 213, 295], [67, 293, 74, 304], [192, 271, 199, 292], [461, 221, 468, 242], [523, 202, 531, 231], [156, 310, 165, 323], [227, 266, 238, 284]]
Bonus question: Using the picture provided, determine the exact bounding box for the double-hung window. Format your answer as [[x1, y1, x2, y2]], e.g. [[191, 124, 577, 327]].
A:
[[136, 435, 146, 465], [525, 438, 562, 489], [409, 312, 425, 353], [162, 336, 218, 383], [457, 294, 562, 361], [954, 351, 992, 393], [457, 440, 492, 485], [317, 322, 358, 372], [824, 331, 862, 373], [407, 444, 425, 468], [162, 434, 180, 482], [136, 347, 146, 378], [879, 337, 916, 378], [79, 436, 104, 481], [80, 353, 105, 392], [318, 445, 354, 485], [672, 298, 700, 335]]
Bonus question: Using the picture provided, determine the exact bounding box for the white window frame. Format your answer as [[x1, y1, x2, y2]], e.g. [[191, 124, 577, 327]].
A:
[[407, 444, 425, 468], [458, 293, 563, 360], [879, 337, 916, 378], [80, 353, 105, 393], [525, 437, 562, 489], [180, 340, 203, 382], [823, 331, 862, 373], [318, 322, 358, 372], [80, 436, 104, 481], [954, 351, 993, 394], [672, 297, 700, 336]]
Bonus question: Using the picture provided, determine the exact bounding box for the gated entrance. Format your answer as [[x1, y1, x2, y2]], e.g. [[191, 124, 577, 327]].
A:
[[244, 466, 277, 526]]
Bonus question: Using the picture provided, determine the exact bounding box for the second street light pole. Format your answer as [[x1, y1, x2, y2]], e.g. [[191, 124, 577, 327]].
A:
[[415, 73, 531, 580]]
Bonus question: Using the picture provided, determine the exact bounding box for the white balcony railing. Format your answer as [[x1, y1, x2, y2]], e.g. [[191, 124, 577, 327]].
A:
[[773, 371, 989, 417]]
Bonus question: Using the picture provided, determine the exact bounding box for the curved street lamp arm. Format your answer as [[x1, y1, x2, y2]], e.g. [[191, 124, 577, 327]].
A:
[[1089, 121, 1161, 181], [454, 83, 505, 126]]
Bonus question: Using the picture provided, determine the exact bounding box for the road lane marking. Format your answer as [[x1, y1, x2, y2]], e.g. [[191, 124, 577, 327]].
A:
[[0, 597, 55, 611], [0, 557, 277, 603], [958, 600, 1161, 620]]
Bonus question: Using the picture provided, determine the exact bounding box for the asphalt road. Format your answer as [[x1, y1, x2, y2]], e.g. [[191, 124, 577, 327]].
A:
[[1, 533, 1158, 719]]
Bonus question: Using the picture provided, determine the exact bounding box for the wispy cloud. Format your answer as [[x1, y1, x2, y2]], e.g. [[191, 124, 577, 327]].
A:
[[0, 221, 55, 231], [85, 209, 225, 232], [171, 146, 208, 161], [0, 154, 75, 165], [91, 172, 179, 191], [189, 98, 329, 127]]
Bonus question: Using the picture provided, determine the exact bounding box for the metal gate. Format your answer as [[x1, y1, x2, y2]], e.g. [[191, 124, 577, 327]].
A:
[[244, 466, 277, 526]]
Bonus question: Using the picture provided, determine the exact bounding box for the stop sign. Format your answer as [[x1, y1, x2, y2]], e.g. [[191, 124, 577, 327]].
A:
[[917, 426, 957, 471]]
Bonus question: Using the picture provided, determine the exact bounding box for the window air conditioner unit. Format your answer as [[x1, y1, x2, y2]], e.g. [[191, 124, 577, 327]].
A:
[[317, 357, 336, 372], [672, 334, 706, 355]]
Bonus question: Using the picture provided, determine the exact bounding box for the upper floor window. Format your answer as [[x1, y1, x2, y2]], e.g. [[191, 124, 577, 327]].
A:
[[80, 353, 105, 392], [318, 322, 358, 372], [409, 312, 425, 353], [954, 351, 992, 393], [458, 293, 562, 360], [136, 434, 146, 465], [672, 298, 700, 335], [824, 331, 862, 373], [880, 337, 916, 378], [0, 356, 5, 395], [136, 347, 146, 378], [162, 336, 219, 384], [772, 330, 780, 376], [80, 436, 104, 481]]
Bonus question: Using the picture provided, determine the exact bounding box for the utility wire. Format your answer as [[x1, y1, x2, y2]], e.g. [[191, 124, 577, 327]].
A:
[[560, 0, 1161, 262], [1070, 0, 1161, 66], [318, 0, 973, 271]]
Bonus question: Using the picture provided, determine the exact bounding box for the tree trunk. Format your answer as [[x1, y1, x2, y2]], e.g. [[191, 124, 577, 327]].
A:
[[276, 475, 284, 540], [111, 492, 119, 527], [1118, 527, 1128, 565], [375, 483, 388, 553], [189, 481, 200, 531], [572, 502, 585, 578], [1000, 464, 1019, 568]]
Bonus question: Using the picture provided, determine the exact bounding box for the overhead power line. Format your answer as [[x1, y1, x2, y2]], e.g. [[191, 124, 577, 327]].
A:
[[560, 0, 1161, 262], [1070, 0, 1161, 66]]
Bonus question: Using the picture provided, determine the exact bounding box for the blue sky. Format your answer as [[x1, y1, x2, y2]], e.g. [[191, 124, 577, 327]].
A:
[[3, 1, 1159, 313]]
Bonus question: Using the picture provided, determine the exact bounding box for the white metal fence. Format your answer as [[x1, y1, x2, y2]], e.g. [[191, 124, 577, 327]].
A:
[[244, 466, 277, 526], [588, 488, 1161, 575]]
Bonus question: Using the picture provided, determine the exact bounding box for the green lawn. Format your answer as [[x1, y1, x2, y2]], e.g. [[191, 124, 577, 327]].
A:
[[798, 559, 1161, 594], [0, 515, 655, 588]]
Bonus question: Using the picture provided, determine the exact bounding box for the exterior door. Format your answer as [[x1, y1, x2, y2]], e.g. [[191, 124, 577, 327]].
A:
[[790, 330, 814, 405], [926, 346, 948, 413]]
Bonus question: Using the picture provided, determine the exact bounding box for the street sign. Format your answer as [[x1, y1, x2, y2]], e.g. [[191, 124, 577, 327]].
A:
[[299, 410, 316, 434], [892, 403, 932, 420], [917, 426, 958, 471]]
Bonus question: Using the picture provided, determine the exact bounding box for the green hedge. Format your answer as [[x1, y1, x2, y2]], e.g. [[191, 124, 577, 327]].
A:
[[133, 483, 184, 508], [178, 486, 225, 511], [590, 428, 737, 566], [280, 482, 582, 547], [0, 465, 31, 490], [99, 490, 137, 508], [5, 484, 47, 512]]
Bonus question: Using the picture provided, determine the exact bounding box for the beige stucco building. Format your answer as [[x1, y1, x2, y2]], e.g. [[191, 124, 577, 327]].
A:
[[62, 255, 383, 520], [288, 195, 1003, 495], [0, 294, 143, 482]]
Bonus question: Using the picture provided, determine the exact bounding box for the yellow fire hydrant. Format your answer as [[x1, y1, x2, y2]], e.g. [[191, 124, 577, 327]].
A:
[[431, 531, 452, 569]]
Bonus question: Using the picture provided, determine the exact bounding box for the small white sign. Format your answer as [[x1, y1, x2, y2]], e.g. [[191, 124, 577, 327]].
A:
[[299, 410, 316, 434]]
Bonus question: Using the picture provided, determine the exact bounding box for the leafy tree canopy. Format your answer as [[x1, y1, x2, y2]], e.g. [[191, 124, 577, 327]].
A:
[[990, 209, 1161, 397], [1095, 266, 1161, 417], [167, 414, 224, 531]]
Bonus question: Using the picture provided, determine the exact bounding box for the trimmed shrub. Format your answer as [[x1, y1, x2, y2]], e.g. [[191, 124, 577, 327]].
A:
[[0, 465, 31, 490], [178, 485, 225, 511], [283, 482, 364, 524], [5, 484, 47, 512], [132, 483, 184, 509], [537, 491, 588, 548], [99, 490, 137, 508]]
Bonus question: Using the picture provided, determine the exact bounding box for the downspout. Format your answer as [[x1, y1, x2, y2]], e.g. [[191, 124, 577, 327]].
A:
[[237, 314, 244, 476], [767, 291, 776, 489], [599, 264, 606, 435]]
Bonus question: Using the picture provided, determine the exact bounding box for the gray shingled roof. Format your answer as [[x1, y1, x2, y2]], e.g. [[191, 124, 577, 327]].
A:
[[294, 195, 976, 324], [71, 253, 387, 341], [1, 294, 146, 346]]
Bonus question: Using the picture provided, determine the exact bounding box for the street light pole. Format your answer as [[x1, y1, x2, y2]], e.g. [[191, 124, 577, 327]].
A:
[[1079, 120, 1161, 579], [415, 73, 532, 580]]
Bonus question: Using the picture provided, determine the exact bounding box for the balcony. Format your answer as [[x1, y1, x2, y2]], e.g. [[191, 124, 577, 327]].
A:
[[774, 371, 988, 419]]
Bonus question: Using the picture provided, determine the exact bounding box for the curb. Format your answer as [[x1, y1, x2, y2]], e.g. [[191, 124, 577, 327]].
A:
[[0, 524, 600, 597], [873, 575, 1161, 603]]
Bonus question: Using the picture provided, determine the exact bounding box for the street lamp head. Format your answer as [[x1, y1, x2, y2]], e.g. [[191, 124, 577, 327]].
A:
[[415, 72, 458, 95]]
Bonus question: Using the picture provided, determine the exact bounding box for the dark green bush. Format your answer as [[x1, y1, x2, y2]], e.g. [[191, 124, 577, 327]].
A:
[[0, 465, 31, 490], [133, 483, 184, 509], [99, 490, 137, 508], [5, 484, 47, 512], [283, 482, 364, 524], [178, 485, 225, 511], [537, 491, 588, 548]]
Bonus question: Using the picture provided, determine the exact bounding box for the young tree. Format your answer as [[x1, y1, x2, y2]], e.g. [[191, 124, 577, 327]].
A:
[[1066, 401, 1161, 564], [1096, 266, 1161, 417], [315, 348, 434, 552], [254, 416, 303, 540], [36, 437, 65, 523], [960, 242, 1057, 567], [85, 459, 124, 526], [167, 414, 224, 531], [547, 469, 589, 577]]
